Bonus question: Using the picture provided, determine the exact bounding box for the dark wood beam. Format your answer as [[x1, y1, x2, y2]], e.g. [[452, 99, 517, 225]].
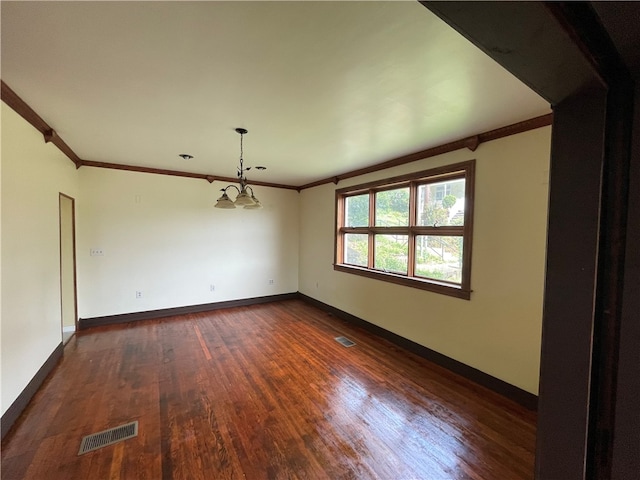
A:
[[79, 160, 298, 190], [298, 113, 552, 190], [1, 80, 298, 191], [43, 129, 57, 143], [3, 78, 549, 193], [79, 160, 213, 180], [1, 80, 83, 167]]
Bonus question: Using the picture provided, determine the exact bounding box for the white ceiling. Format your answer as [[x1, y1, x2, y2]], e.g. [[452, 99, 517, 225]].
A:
[[1, 1, 550, 187]]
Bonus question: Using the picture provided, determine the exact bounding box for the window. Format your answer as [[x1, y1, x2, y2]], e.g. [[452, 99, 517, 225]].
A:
[[335, 160, 475, 299]]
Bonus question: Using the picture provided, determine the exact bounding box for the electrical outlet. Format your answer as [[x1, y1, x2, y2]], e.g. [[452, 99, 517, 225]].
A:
[[135, 291, 142, 299], [210, 284, 215, 292], [268, 279, 275, 285], [90, 248, 104, 256]]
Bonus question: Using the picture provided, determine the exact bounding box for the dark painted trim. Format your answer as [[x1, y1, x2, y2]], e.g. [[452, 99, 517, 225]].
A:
[[542, 6, 634, 478], [1, 343, 64, 440], [7, 292, 536, 446], [1, 78, 549, 192], [297, 114, 552, 190], [421, 1, 599, 104], [535, 89, 608, 480], [418, 3, 637, 477], [0, 80, 295, 191], [78, 293, 299, 330], [297, 293, 538, 411], [79, 159, 299, 191], [1, 80, 82, 167], [611, 71, 640, 480]]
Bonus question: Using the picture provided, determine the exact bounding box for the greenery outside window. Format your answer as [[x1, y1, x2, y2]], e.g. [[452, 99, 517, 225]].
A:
[[335, 160, 475, 299]]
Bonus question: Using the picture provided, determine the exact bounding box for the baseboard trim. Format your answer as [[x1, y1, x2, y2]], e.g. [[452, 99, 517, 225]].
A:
[[78, 291, 536, 409], [79, 293, 299, 330], [1, 342, 64, 440], [298, 293, 538, 411]]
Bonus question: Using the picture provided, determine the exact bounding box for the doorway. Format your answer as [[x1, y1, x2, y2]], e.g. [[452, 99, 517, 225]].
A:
[[59, 193, 77, 344]]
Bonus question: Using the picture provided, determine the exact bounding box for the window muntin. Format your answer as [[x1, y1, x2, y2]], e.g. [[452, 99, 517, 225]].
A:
[[335, 160, 474, 299]]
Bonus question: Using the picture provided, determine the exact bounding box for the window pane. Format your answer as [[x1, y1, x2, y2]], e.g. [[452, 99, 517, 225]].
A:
[[344, 234, 368, 267], [415, 235, 463, 283], [374, 235, 408, 274], [375, 188, 409, 226], [417, 179, 465, 226], [345, 194, 369, 227]]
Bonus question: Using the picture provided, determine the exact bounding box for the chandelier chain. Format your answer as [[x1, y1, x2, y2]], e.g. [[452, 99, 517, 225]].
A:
[[238, 131, 247, 178], [214, 127, 262, 209]]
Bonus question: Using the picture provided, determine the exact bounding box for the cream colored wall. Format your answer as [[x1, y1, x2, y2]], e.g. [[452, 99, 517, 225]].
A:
[[1, 100, 299, 415], [1, 104, 80, 415], [77, 168, 299, 318], [0, 97, 545, 418], [299, 127, 551, 394]]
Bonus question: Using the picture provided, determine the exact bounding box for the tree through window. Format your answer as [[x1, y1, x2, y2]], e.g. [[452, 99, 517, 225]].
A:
[[335, 160, 475, 299]]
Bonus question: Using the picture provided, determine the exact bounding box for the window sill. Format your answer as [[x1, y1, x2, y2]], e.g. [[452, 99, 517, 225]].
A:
[[333, 264, 471, 300]]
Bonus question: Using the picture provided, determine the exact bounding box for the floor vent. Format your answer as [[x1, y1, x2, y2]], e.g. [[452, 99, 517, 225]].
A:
[[78, 421, 138, 455], [335, 336, 356, 347]]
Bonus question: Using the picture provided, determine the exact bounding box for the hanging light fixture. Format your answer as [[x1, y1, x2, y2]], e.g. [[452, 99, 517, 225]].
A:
[[215, 128, 265, 209]]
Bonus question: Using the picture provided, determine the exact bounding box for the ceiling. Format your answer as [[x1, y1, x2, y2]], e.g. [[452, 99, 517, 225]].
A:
[[1, 1, 550, 187]]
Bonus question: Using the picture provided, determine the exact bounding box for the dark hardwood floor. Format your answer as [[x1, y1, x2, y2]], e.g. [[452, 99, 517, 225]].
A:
[[1, 299, 536, 479]]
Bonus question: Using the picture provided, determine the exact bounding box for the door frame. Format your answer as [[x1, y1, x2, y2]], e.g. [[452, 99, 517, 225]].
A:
[[420, 2, 635, 478], [59, 192, 78, 337]]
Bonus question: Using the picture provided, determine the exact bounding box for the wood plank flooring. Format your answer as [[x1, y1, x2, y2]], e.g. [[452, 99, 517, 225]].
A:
[[1, 299, 536, 479]]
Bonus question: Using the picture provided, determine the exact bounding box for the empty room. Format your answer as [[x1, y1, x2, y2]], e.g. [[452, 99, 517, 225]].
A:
[[2, 2, 638, 479]]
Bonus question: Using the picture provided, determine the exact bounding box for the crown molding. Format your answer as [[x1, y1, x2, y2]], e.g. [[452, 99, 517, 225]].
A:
[[78, 159, 298, 190], [1, 80, 297, 190], [2, 79, 551, 192], [298, 113, 553, 190], [1, 80, 82, 167]]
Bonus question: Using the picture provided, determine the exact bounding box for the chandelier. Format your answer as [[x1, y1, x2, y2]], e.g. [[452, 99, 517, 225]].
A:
[[214, 128, 265, 209]]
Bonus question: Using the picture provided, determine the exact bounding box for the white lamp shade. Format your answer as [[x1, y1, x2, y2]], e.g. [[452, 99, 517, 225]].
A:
[[234, 189, 255, 206], [244, 196, 262, 209], [214, 192, 236, 209]]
